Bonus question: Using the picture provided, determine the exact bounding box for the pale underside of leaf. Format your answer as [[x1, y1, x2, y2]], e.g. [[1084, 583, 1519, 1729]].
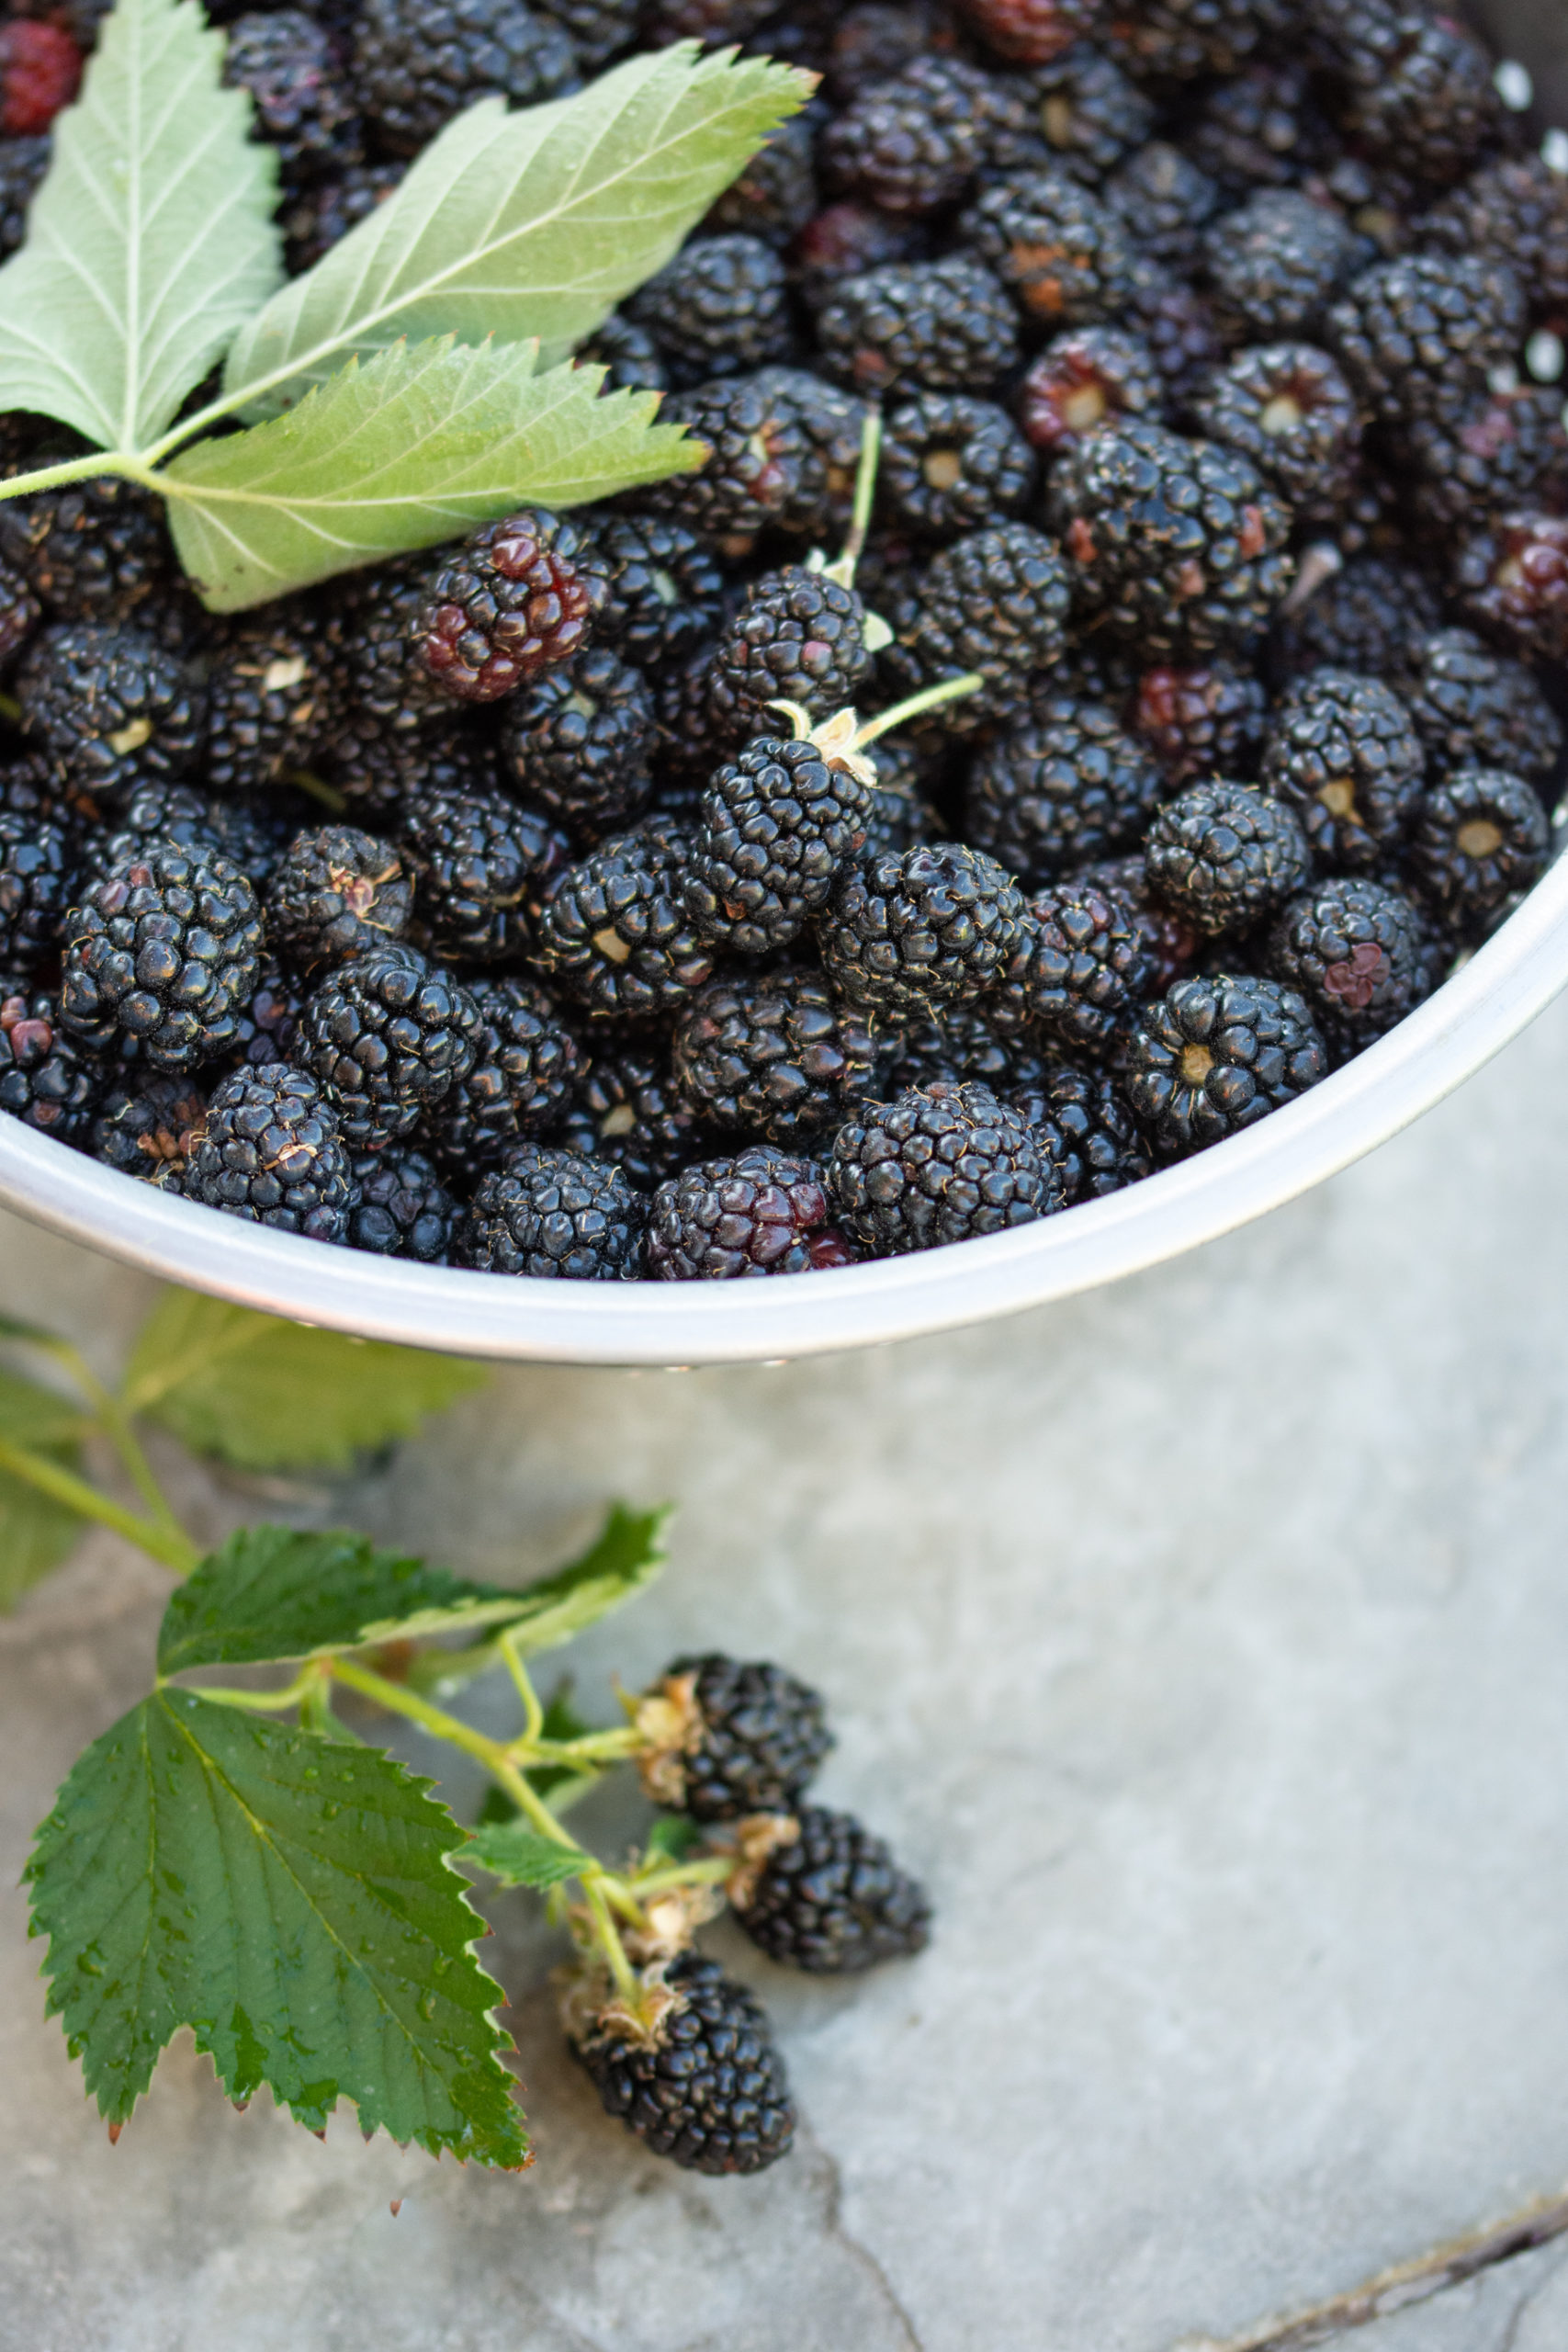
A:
[[0, 0, 281, 451], [162, 336, 699, 612], [463, 1822, 590, 1889], [220, 42, 810, 418]]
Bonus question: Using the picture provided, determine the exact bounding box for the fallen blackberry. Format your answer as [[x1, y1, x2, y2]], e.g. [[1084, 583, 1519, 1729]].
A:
[[500, 644, 654, 841], [638, 1652, 832, 1818], [1263, 875, 1429, 1049], [1324, 3, 1502, 188], [570, 1951, 795, 2177], [427, 974, 582, 1168], [400, 786, 568, 964], [0, 797, 75, 972], [1419, 156, 1568, 319], [1194, 343, 1359, 515], [1016, 326, 1162, 457], [1203, 190, 1359, 340], [992, 869, 1155, 1054], [0, 17, 80, 135], [352, 0, 578, 156], [593, 513, 724, 670], [647, 368, 870, 547], [684, 729, 875, 958], [1325, 254, 1527, 430], [266, 825, 412, 972], [1406, 767, 1550, 932], [203, 616, 333, 797], [794, 198, 931, 310], [346, 1146, 459, 1261], [818, 841, 1027, 1018], [1453, 514, 1568, 667], [626, 233, 795, 388], [298, 945, 482, 1150], [965, 693, 1163, 882], [1185, 61, 1329, 195], [648, 1143, 856, 1276], [897, 521, 1072, 725], [959, 168, 1137, 328], [6, 477, 172, 625], [1145, 780, 1310, 933], [1129, 660, 1269, 786], [556, 1044, 707, 1190], [455, 1143, 646, 1278], [671, 970, 881, 1145], [0, 982, 102, 1141], [1402, 629, 1562, 790], [1267, 554, 1441, 685], [821, 54, 998, 216], [1261, 669, 1426, 869], [412, 511, 611, 704], [17, 621, 205, 797], [1107, 0, 1290, 80], [91, 1070, 207, 1182], [705, 112, 818, 248], [60, 847, 263, 1070], [1123, 970, 1328, 1156], [828, 1078, 1058, 1251], [816, 255, 1021, 398], [579, 309, 669, 395], [0, 133, 48, 258], [880, 394, 1036, 541], [184, 1065, 357, 1238], [731, 1803, 931, 1971], [1104, 141, 1222, 277], [707, 567, 871, 745], [534, 818, 715, 1020], [1010, 1059, 1152, 1201], [221, 8, 358, 178]]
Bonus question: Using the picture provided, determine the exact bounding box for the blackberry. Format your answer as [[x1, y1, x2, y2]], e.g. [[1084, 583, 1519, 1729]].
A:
[[818, 841, 1027, 1018], [543, 0, 637, 70], [708, 567, 870, 744], [794, 199, 930, 310], [1016, 325, 1162, 457], [648, 1143, 856, 1277], [0, 981, 102, 1141], [648, 368, 870, 547], [1397, 389, 1567, 534], [960, 169, 1137, 329], [897, 522, 1072, 726], [455, 1143, 646, 1279], [413, 511, 610, 705], [6, 477, 172, 625], [91, 1070, 207, 1182], [1419, 157, 1568, 319], [352, 0, 577, 157], [1048, 421, 1294, 660], [570, 1951, 795, 2177], [815, 256, 1021, 399], [881, 394, 1036, 541], [535, 819, 715, 1020], [1263, 875, 1430, 1049], [0, 18, 80, 137], [671, 970, 881, 1145], [731, 1803, 930, 1971], [965, 693, 1163, 882], [991, 869, 1154, 1053], [638, 1653, 829, 1817], [298, 945, 482, 1150], [60, 847, 263, 1070], [957, 0, 1094, 64], [1325, 255, 1527, 430], [0, 134, 49, 258], [1202, 190, 1359, 341], [825, 2, 961, 104], [885, 1004, 1048, 1096], [1145, 780, 1310, 933], [400, 786, 568, 964], [0, 798, 75, 971], [221, 10, 358, 178], [626, 234, 794, 390], [203, 616, 333, 797], [1129, 660, 1269, 787], [642, 0, 776, 41], [1194, 343, 1360, 515], [1325, 5, 1502, 189], [229, 962, 306, 1070], [649, 642, 731, 797], [337, 557, 449, 733], [1080, 850, 1202, 990], [593, 513, 724, 670], [1028, 40, 1154, 185], [556, 1043, 707, 1190], [579, 310, 669, 396], [500, 644, 654, 841], [17, 622, 204, 797], [684, 731, 874, 958], [428, 974, 582, 1168], [1402, 629, 1562, 791], [1123, 270, 1226, 412], [1261, 669, 1426, 868], [1406, 767, 1550, 930], [1453, 514, 1568, 667], [1106, 0, 1290, 80], [184, 1065, 357, 1239], [279, 158, 406, 272], [821, 55, 999, 217], [1104, 142, 1222, 277], [1267, 554, 1441, 686], [705, 112, 818, 249], [1011, 1059, 1151, 1200], [320, 716, 495, 828], [83, 782, 288, 896], [0, 537, 37, 670], [346, 1147, 459, 1261], [266, 825, 412, 971], [828, 1078, 1058, 1251], [1185, 62, 1329, 196], [1122, 971, 1329, 1156]]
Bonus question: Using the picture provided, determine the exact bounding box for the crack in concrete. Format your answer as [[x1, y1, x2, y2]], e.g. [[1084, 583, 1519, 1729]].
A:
[[807, 2132, 925, 2352], [1494, 2243, 1568, 2352]]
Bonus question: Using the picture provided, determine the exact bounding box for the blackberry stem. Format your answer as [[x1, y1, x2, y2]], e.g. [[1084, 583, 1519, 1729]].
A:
[[0, 1432, 199, 1575], [0, 451, 141, 503], [854, 669, 986, 746], [822, 407, 884, 588]]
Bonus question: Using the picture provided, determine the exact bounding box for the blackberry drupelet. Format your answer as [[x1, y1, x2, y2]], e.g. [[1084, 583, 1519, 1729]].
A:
[[570, 1951, 795, 2177], [794, 198, 931, 310], [0, 797, 75, 972], [815, 255, 1021, 398], [1324, 3, 1502, 188], [17, 621, 204, 796], [1261, 668, 1426, 869], [346, 1147, 459, 1261], [821, 54, 997, 217], [501, 644, 654, 841], [1103, 142, 1222, 277], [60, 847, 263, 1070], [203, 616, 333, 796], [991, 869, 1154, 1054], [1195, 343, 1360, 514], [1016, 326, 1162, 457], [352, 0, 577, 156], [671, 970, 881, 1145], [626, 233, 794, 389], [1048, 421, 1294, 660], [1453, 514, 1568, 666], [1402, 629, 1562, 790], [455, 1143, 646, 1278], [428, 974, 582, 1167], [705, 112, 818, 248], [648, 1144, 856, 1277], [1202, 190, 1359, 341], [1406, 767, 1550, 931], [0, 983, 102, 1141], [828, 1078, 1058, 1251], [1129, 660, 1269, 787], [647, 368, 870, 546], [556, 1043, 707, 1190], [898, 521, 1072, 725], [639, 1651, 832, 1818], [221, 9, 358, 178], [230, 963, 307, 1069], [6, 477, 172, 624], [1145, 780, 1310, 933], [818, 841, 1027, 1019], [534, 818, 715, 1020], [400, 786, 568, 963], [1106, 0, 1291, 80], [185, 1065, 356, 1238], [881, 394, 1036, 541], [731, 1804, 931, 1972], [684, 731, 874, 958], [1122, 971, 1328, 1156], [1267, 554, 1441, 685], [1325, 254, 1527, 430], [413, 510, 610, 704], [0, 135, 49, 257], [1264, 875, 1429, 1049], [965, 693, 1164, 882], [1011, 1059, 1152, 1201], [960, 169, 1137, 329], [1185, 61, 1328, 195], [593, 513, 724, 669], [707, 567, 870, 743], [298, 945, 481, 1150], [91, 1070, 207, 1182], [266, 825, 412, 971], [1419, 157, 1568, 318]]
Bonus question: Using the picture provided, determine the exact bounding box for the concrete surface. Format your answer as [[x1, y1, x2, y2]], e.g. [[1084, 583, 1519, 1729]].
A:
[[6, 989, 1568, 2352]]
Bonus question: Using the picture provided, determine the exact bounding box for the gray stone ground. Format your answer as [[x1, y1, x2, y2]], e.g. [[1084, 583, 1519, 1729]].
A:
[[5, 991, 1568, 2352]]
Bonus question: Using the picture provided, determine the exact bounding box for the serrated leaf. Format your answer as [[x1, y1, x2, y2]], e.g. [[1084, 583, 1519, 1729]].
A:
[[221, 43, 810, 419], [0, 1367, 87, 1608], [502, 1504, 671, 1657], [123, 1291, 485, 1470], [161, 335, 696, 612], [0, 0, 281, 452], [25, 1690, 525, 2163], [463, 1822, 590, 1890]]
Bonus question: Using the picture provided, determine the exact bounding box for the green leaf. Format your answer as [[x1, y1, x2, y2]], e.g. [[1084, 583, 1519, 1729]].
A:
[[0, 1367, 87, 1609], [123, 1291, 485, 1470], [25, 1690, 525, 2163], [161, 335, 696, 613], [644, 1815, 705, 1864], [462, 1821, 590, 1890], [220, 43, 810, 420], [0, 0, 281, 452], [502, 1504, 671, 1657]]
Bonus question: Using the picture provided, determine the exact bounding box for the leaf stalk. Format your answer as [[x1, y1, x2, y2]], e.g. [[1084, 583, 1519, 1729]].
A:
[[0, 1432, 199, 1575]]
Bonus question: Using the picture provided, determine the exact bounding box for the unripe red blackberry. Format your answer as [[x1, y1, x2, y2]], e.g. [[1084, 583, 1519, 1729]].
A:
[[956, 0, 1095, 65], [0, 17, 81, 135], [648, 1144, 858, 1278], [412, 510, 611, 704]]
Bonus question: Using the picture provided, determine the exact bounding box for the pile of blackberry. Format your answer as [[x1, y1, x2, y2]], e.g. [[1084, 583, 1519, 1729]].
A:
[[1, 0, 1563, 1281]]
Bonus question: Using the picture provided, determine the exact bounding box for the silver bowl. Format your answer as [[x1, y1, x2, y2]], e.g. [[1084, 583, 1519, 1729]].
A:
[[1, 3, 1563, 1367]]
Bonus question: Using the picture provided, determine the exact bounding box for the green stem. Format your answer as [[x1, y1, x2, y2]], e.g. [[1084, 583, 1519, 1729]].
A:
[[498, 1629, 544, 1743], [582, 1880, 640, 2007], [0, 1432, 199, 1574], [856, 670, 985, 748], [185, 1667, 321, 1712], [629, 1857, 732, 1902], [823, 407, 883, 588], [0, 451, 142, 503], [0, 688, 19, 726], [35, 1338, 186, 1547]]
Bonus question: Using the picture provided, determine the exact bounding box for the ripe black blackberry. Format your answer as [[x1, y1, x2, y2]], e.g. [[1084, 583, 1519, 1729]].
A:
[[0, 539, 38, 665], [707, 567, 871, 745], [643, 0, 776, 43], [184, 1065, 357, 1239], [965, 693, 1164, 883], [1016, 325, 1163, 457], [455, 1143, 646, 1278], [536, 0, 635, 70], [1048, 421, 1294, 660], [794, 198, 931, 311], [80, 780, 255, 892], [818, 841, 1027, 1019], [730, 1803, 931, 1972], [880, 394, 1036, 542], [648, 1143, 857, 1277], [319, 714, 495, 828], [1402, 629, 1562, 792], [1028, 40, 1153, 184], [825, 0, 960, 104], [705, 112, 818, 248], [91, 1070, 207, 1182], [346, 1147, 459, 1261], [1106, 0, 1291, 80], [1263, 875, 1429, 1050], [0, 797, 75, 972], [221, 8, 359, 178], [298, 945, 481, 1150], [17, 621, 205, 796], [280, 157, 406, 272], [626, 233, 794, 389], [1406, 767, 1550, 932], [991, 869, 1154, 1054], [1123, 270, 1226, 412], [1128, 660, 1269, 787], [1194, 343, 1360, 515], [897, 522, 1072, 726], [266, 825, 412, 972], [593, 513, 724, 670], [60, 847, 263, 1070], [1185, 61, 1329, 195], [229, 962, 306, 1070], [556, 1043, 707, 1190], [1010, 1059, 1152, 1202], [648, 368, 870, 548], [352, 0, 577, 156], [1453, 514, 1568, 667], [0, 133, 48, 258], [1144, 780, 1310, 934], [1103, 141, 1222, 278], [821, 54, 997, 217], [580, 309, 668, 395], [828, 1078, 1059, 1252], [959, 168, 1137, 329], [203, 616, 333, 797], [0, 982, 103, 1141], [1325, 254, 1527, 431], [1322, 3, 1502, 189], [570, 1951, 795, 2177], [400, 786, 568, 964], [1122, 971, 1329, 1156], [534, 818, 715, 1021], [671, 970, 881, 1145], [1202, 190, 1359, 341], [684, 729, 875, 958], [649, 641, 731, 796], [815, 255, 1021, 399], [427, 974, 582, 1168], [1261, 669, 1426, 869], [500, 644, 654, 842], [412, 511, 610, 705], [1266, 554, 1441, 686], [1419, 157, 1568, 319], [4, 477, 172, 625], [1081, 852, 1202, 991], [1397, 389, 1567, 535]]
